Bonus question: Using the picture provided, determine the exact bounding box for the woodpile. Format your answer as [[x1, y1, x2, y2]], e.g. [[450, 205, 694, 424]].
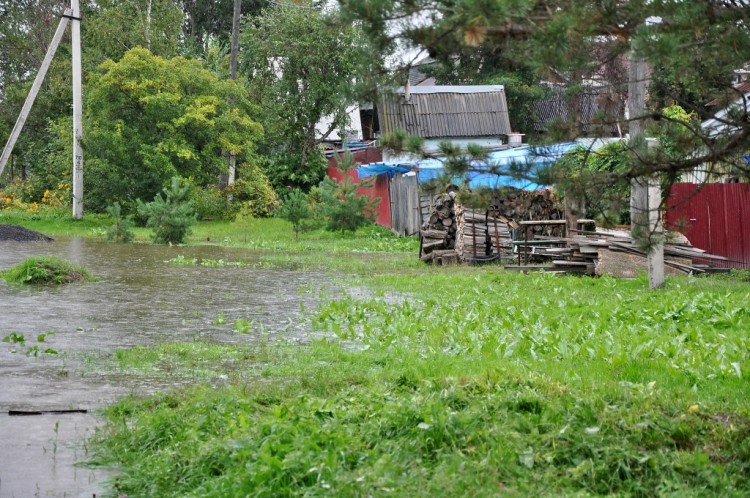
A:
[[491, 189, 562, 223], [455, 207, 514, 262], [505, 229, 734, 276], [419, 191, 459, 264], [419, 187, 564, 264]]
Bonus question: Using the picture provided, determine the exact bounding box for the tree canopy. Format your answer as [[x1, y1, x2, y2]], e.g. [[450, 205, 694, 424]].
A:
[[241, 3, 365, 190], [342, 0, 750, 179], [84, 47, 262, 212]]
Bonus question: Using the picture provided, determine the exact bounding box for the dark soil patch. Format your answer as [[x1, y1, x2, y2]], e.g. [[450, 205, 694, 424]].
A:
[[0, 224, 53, 242]]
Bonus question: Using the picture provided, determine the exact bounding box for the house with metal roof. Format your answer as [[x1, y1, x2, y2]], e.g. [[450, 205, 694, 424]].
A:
[[377, 85, 513, 162]]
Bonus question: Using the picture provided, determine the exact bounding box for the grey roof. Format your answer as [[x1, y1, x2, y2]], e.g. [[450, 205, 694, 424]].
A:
[[378, 85, 512, 138], [529, 83, 623, 134]]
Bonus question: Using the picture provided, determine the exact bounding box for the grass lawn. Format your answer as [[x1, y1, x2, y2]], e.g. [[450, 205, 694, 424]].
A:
[[4, 209, 749, 496]]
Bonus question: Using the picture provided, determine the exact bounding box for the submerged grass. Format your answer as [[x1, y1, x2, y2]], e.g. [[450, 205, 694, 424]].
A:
[[1, 210, 420, 274], [89, 264, 750, 497]]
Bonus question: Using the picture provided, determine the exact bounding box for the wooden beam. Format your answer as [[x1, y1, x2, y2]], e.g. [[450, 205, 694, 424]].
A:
[[0, 10, 72, 177]]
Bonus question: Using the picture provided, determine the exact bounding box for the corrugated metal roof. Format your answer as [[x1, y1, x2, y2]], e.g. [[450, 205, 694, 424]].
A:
[[529, 84, 622, 134], [378, 86, 512, 138]]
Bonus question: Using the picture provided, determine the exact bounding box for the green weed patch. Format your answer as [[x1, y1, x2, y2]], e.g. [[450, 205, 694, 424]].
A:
[[90, 269, 750, 496], [1, 256, 94, 285]]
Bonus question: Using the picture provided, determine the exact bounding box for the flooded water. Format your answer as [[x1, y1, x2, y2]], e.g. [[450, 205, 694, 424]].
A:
[[0, 237, 332, 497]]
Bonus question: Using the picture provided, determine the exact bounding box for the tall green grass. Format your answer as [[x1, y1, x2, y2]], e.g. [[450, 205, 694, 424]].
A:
[[89, 267, 750, 497]]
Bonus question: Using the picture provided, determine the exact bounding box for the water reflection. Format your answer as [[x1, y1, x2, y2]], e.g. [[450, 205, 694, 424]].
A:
[[0, 237, 326, 346], [0, 237, 335, 496], [0, 237, 330, 409]]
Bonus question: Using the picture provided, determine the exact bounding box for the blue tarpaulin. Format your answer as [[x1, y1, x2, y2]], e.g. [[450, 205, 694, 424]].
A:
[[358, 142, 579, 190], [357, 162, 412, 178]]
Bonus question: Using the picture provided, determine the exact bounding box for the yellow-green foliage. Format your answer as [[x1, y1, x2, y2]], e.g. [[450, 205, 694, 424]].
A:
[[84, 47, 263, 213], [225, 163, 280, 218]]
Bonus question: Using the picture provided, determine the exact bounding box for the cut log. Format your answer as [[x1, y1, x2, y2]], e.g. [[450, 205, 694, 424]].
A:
[[420, 252, 434, 263], [420, 229, 447, 239], [437, 253, 459, 265], [422, 239, 446, 252]]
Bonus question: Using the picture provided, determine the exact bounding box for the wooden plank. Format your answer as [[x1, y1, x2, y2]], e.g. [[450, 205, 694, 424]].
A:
[[552, 260, 590, 266], [518, 219, 567, 226]]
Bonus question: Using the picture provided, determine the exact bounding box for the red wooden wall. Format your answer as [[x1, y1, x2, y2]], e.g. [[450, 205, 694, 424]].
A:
[[326, 147, 392, 228], [667, 183, 750, 267]]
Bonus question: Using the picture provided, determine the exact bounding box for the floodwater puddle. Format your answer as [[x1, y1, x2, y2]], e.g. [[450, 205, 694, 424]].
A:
[[0, 237, 332, 496]]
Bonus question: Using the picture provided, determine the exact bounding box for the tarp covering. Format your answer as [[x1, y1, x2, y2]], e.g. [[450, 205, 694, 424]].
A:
[[357, 162, 412, 178], [358, 142, 579, 190]]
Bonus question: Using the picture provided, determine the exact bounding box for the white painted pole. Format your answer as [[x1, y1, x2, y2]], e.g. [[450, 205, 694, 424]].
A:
[[227, 0, 241, 187], [0, 10, 72, 177], [71, 0, 84, 219]]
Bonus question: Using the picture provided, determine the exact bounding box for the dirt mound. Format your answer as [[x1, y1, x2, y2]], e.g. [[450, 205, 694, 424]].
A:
[[0, 224, 53, 242]]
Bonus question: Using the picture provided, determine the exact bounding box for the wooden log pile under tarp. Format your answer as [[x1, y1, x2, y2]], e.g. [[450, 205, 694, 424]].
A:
[[505, 230, 734, 276], [419, 187, 563, 264]]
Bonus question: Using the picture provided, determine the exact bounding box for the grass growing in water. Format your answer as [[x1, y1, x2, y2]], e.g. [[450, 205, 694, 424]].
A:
[[89, 267, 750, 497], [1, 256, 93, 284]]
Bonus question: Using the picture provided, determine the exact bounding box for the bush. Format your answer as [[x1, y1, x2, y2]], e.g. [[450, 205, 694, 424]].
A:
[[105, 201, 135, 243], [1, 256, 93, 285], [189, 183, 226, 220], [552, 142, 631, 226], [137, 177, 196, 244], [225, 164, 280, 218]]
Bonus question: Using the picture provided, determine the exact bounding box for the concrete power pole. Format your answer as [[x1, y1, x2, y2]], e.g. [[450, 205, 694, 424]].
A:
[[227, 0, 241, 186], [628, 52, 664, 289], [0, 10, 72, 177], [71, 0, 84, 219]]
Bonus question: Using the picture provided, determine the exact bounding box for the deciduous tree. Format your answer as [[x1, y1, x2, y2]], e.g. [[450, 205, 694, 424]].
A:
[[84, 47, 263, 212], [241, 3, 365, 190]]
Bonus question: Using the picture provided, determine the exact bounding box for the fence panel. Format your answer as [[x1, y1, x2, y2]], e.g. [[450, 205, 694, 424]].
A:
[[667, 183, 750, 267], [389, 174, 421, 236]]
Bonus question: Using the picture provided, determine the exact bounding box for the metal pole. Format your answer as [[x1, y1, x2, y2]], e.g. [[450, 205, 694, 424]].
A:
[[71, 0, 84, 219], [0, 10, 72, 176]]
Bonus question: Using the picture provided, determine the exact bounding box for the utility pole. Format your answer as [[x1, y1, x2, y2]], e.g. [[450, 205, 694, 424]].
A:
[[0, 10, 72, 176], [628, 51, 664, 288], [227, 0, 241, 187], [71, 0, 84, 219]]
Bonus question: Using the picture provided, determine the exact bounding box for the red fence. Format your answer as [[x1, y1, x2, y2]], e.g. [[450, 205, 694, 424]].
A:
[[667, 183, 750, 267], [326, 147, 392, 228]]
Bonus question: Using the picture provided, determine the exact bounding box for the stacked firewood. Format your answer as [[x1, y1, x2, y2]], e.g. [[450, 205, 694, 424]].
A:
[[490, 189, 562, 221], [455, 207, 488, 260], [454, 208, 514, 262], [419, 191, 459, 264], [420, 187, 563, 264]]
